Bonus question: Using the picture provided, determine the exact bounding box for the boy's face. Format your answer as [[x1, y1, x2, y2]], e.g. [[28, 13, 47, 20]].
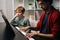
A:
[[38, 1, 48, 10], [16, 9, 23, 17]]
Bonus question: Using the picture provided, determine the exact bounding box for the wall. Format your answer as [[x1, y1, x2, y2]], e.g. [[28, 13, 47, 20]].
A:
[[6, 0, 14, 22], [0, 0, 6, 22], [14, 0, 24, 10], [0, 0, 14, 22], [53, 0, 60, 10]]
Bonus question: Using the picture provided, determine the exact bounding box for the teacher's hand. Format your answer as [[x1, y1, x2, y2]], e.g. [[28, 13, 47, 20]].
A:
[[26, 31, 38, 38]]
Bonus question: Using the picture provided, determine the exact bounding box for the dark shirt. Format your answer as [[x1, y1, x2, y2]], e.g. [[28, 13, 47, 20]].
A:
[[41, 13, 49, 34]]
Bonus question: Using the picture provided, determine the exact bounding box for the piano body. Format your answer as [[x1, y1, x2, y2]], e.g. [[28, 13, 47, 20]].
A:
[[0, 10, 29, 40]]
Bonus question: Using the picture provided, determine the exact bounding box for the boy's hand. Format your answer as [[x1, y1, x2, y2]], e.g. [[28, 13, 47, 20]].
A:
[[19, 26, 30, 31]]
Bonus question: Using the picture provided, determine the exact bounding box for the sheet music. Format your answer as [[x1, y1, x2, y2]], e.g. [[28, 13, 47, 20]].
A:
[[0, 10, 5, 22], [16, 27, 35, 40]]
